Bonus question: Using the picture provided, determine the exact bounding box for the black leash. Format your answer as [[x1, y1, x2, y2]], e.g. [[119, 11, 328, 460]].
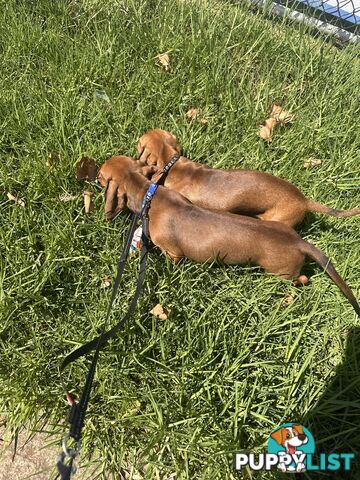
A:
[[56, 153, 180, 479], [56, 213, 148, 479]]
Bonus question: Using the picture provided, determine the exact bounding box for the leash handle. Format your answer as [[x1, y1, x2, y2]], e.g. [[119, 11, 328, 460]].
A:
[[57, 213, 146, 478], [67, 225, 150, 442], [57, 154, 168, 479], [59, 214, 138, 378]]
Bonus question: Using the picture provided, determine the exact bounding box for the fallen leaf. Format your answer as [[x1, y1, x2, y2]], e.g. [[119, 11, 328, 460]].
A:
[[102, 276, 112, 288], [150, 303, 172, 320], [95, 88, 110, 103], [76, 156, 98, 181], [200, 117, 209, 125], [6, 192, 25, 208], [59, 193, 77, 202], [304, 157, 322, 168], [185, 107, 198, 120], [258, 104, 293, 141], [157, 53, 170, 71], [258, 118, 278, 141], [270, 104, 294, 124], [282, 294, 295, 306], [83, 191, 94, 214]]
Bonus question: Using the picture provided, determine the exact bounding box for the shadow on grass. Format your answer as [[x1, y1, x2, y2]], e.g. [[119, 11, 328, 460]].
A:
[[297, 212, 346, 237], [299, 326, 360, 479]]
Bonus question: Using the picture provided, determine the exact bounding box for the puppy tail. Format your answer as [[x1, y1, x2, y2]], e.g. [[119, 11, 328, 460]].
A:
[[301, 242, 360, 316], [307, 199, 360, 218]]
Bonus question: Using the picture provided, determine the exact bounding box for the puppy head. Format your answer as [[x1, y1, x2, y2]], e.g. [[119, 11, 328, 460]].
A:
[[97, 156, 138, 220], [136, 129, 181, 166], [98, 155, 159, 220], [271, 425, 307, 449]]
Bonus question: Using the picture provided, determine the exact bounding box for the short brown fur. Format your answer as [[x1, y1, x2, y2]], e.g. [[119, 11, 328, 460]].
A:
[[136, 129, 360, 227], [98, 155, 360, 316]]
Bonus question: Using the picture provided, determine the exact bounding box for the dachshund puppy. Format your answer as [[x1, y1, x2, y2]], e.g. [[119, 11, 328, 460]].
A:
[[136, 129, 360, 227], [98, 155, 359, 315]]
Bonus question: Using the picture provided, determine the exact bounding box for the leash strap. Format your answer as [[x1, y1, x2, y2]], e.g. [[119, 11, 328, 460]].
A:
[[59, 214, 137, 376], [57, 213, 150, 478], [57, 153, 178, 479]]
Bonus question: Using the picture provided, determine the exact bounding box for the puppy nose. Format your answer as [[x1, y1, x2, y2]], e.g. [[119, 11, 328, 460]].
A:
[[298, 434, 306, 441]]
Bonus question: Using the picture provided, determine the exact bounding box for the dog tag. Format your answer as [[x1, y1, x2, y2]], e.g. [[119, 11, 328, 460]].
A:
[[130, 226, 143, 256]]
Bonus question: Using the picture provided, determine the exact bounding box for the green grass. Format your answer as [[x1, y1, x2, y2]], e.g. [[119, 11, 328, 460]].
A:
[[0, 0, 359, 478]]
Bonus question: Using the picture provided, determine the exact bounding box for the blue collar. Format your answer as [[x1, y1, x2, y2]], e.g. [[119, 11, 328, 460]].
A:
[[138, 183, 158, 218]]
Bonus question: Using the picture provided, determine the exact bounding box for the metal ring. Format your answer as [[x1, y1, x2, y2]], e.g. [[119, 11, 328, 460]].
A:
[[62, 433, 81, 458]]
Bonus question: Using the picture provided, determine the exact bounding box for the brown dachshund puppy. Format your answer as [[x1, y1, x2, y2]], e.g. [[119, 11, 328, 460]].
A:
[[98, 155, 359, 315], [136, 129, 360, 227]]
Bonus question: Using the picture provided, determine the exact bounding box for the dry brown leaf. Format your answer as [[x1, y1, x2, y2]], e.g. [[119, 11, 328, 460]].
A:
[[83, 191, 94, 214], [270, 104, 294, 124], [258, 104, 293, 141], [304, 157, 322, 168], [59, 193, 77, 202], [282, 294, 295, 306], [200, 117, 209, 125], [185, 107, 198, 120], [258, 118, 278, 141], [6, 192, 25, 208], [150, 303, 172, 320], [157, 53, 170, 71], [102, 276, 112, 288], [76, 157, 98, 181]]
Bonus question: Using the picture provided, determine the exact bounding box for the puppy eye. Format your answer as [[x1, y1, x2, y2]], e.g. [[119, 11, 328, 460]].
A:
[[286, 433, 291, 438]]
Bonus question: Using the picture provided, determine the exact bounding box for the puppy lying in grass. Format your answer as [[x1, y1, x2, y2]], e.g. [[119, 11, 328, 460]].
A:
[[97, 155, 360, 316], [136, 129, 360, 227]]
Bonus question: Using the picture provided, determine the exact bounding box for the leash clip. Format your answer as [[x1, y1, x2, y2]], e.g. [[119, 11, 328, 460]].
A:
[[56, 434, 81, 480], [62, 433, 81, 458], [57, 451, 77, 479]]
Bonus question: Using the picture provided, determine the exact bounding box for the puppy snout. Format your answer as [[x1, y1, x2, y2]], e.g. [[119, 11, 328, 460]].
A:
[[298, 434, 306, 441]]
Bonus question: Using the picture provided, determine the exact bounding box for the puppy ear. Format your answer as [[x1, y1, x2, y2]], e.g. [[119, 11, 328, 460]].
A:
[[136, 140, 143, 155], [270, 428, 284, 446], [293, 425, 303, 435], [141, 165, 158, 179], [104, 180, 126, 220], [138, 146, 150, 163]]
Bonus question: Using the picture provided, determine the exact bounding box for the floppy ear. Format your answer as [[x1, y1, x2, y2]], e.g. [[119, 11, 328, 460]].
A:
[[141, 165, 158, 179], [138, 147, 150, 163], [136, 140, 144, 156], [293, 425, 303, 435], [270, 428, 285, 446], [104, 180, 126, 220]]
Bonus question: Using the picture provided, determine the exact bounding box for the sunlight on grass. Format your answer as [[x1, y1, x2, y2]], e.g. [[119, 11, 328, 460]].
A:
[[0, 0, 359, 478]]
